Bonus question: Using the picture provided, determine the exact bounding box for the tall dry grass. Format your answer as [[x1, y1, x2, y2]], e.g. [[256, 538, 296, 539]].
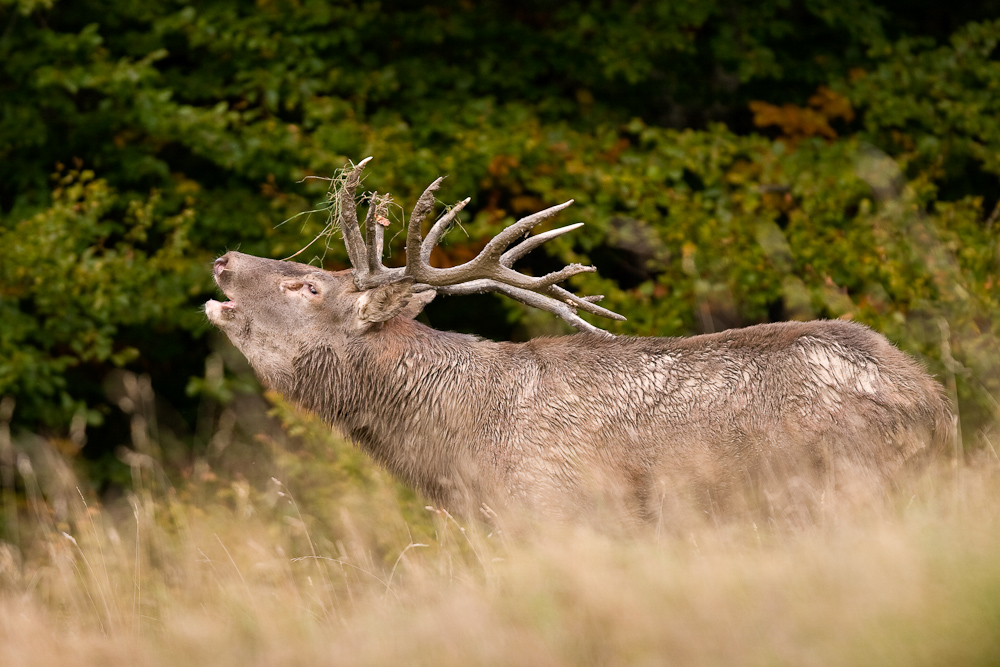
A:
[[1, 380, 999, 666]]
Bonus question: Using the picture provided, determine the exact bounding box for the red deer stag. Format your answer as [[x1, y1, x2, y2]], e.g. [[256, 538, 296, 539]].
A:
[[206, 158, 950, 522]]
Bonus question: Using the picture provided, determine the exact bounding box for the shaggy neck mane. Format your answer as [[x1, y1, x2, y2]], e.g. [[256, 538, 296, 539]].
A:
[[284, 318, 496, 492]]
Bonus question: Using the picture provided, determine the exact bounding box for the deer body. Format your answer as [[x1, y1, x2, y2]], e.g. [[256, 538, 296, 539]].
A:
[[206, 160, 949, 521], [208, 252, 948, 520]]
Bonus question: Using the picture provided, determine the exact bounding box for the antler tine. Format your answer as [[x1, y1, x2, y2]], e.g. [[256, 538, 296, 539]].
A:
[[549, 285, 626, 321], [340, 156, 372, 283], [421, 198, 471, 264], [479, 200, 575, 261], [433, 279, 613, 335], [500, 222, 584, 268], [364, 197, 384, 274], [405, 177, 444, 277]]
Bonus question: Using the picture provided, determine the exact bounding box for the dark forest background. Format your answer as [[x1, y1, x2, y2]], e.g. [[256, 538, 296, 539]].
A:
[[1, 0, 999, 488]]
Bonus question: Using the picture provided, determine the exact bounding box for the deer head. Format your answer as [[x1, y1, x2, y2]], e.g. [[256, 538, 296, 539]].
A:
[[206, 158, 625, 368]]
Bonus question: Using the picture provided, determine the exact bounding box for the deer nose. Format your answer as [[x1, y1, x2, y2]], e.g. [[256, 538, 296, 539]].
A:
[[214, 256, 229, 277]]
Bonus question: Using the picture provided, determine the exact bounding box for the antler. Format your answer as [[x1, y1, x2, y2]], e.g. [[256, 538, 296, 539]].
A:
[[336, 158, 625, 334]]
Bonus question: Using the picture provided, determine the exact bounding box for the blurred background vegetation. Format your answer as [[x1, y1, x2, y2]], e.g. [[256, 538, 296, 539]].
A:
[[1, 0, 998, 491]]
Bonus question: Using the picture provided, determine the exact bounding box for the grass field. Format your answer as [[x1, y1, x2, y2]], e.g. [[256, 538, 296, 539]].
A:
[[1, 390, 999, 666]]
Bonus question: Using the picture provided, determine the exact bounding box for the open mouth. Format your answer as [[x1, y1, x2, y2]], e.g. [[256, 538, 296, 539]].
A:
[[212, 275, 236, 310], [208, 256, 240, 319], [205, 298, 238, 321]]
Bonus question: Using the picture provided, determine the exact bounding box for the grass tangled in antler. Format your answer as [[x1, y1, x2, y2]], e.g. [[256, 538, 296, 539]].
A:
[[278, 165, 356, 262], [278, 166, 469, 267]]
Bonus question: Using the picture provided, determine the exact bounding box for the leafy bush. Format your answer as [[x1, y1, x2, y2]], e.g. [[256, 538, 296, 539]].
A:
[[0, 1, 997, 471], [0, 170, 204, 427]]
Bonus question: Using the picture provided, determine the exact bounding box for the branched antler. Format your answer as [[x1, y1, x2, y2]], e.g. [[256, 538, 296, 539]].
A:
[[336, 158, 625, 334]]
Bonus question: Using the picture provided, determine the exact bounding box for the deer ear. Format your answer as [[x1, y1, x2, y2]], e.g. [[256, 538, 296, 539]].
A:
[[398, 290, 436, 319], [356, 280, 414, 324]]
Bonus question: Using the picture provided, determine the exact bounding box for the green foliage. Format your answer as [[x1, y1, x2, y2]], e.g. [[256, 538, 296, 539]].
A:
[[0, 0, 997, 470], [0, 169, 204, 426], [847, 19, 1000, 199]]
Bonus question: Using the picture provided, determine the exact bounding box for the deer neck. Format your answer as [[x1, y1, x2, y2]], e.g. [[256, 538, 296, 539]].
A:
[[286, 318, 504, 502]]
